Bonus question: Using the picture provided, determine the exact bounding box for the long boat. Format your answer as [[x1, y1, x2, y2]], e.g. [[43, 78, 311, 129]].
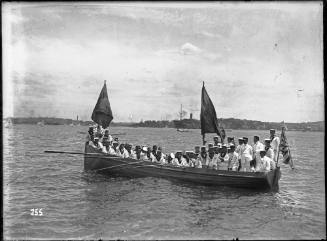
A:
[[84, 81, 282, 191], [84, 145, 281, 190]]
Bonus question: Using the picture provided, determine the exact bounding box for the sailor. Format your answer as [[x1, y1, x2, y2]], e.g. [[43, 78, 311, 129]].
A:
[[193, 152, 203, 168], [235, 138, 244, 171], [270, 129, 280, 163], [112, 141, 119, 153], [251, 135, 264, 170], [117, 144, 129, 158], [213, 136, 220, 146], [172, 152, 181, 166], [96, 124, 104, 136], [199, 146, 208, 167], [141, 146, 150, 161], [213, 145, 219, 156], [86, 126, 94, 144], [156, 147, 167, 164], [152, 145, 158, 157], [194, 146, 200, 155], [255, 150, 271, 172], [133, 145, 142, 160], [146, 147, 153, 161], [227, 137, 235, 146], [187, 152, 195, 167], [229, 145, 239, 171], [264, 139, 274, 160], [206, 146, 218, 170], [226, 146, 233, 170], [241, 137, 253, 172], [125, 143, 135, 157], [92, 137, 105, 151], [178, 151, 189, 167], [218, 144, 229, 169]]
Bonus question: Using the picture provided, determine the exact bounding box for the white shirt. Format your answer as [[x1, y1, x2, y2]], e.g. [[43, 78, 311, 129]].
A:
[[150, 153, 157, 162], [199, 154, 208, 167], [255, 156, 271, 172], [194, 157, 203, 168], [172, 158, 180, 166], [236, 144, 244, 158], [141, 152, 150, 161], [206, 155, 218, 170], [117, 148, 129, 158], [230, 152, 239, 169], [271, 136, 280, 152], [180, 157, 189, 167], [253, 141, 264, 155], [242, 144, 253, 159], [265, 148, 274, 160]]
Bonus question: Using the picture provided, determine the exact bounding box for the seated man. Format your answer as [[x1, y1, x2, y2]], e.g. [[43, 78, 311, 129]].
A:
[[264, 139, 274, 160], [86, 126, 94, 144], [91, 137, 105, 152], [141, 146, 150, 161], [199, 146, 208, 168], [193, 152, 203, 168], [213, 136, 220, 146], [153, 147, 165, 163], [206, 146, 218, 170], [117, 143, 129, 158], [111, 141, 119, 154], [133, 145, 142, 160], [171, 153, 180, 166], [255, 150, 271, 172]]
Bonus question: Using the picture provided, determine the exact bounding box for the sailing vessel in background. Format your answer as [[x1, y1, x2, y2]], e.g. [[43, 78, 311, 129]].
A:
[[174, 104, 189, 132]]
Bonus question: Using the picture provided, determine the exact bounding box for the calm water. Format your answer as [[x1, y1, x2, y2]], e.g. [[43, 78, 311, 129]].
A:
[[3, 125, 325, 239]]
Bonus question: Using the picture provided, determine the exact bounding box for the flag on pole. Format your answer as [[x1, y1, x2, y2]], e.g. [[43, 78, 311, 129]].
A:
[[280, 123, 294, 169], [200, 82, 225, 141], [91, 81, 113, 129]]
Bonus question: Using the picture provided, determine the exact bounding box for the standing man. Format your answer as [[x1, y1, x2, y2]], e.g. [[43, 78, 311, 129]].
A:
[[270, 129, 280, 163], [241, 137, 253, 172], [251, 135, 264, 170]]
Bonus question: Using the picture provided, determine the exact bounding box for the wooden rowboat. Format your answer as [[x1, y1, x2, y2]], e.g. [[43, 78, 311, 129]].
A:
[[84, 144, 281, 191]]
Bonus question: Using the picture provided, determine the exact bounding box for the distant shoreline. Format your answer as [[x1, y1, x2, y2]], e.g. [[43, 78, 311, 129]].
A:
[[4, 117, 324, 132]]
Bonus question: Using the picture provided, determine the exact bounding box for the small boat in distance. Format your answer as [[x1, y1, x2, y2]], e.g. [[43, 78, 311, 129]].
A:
[[37, 120, 45, 126], [84, 81, 281, 191]]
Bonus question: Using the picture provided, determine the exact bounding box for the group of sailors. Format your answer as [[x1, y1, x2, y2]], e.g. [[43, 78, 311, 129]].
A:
[[86, 125, 280, 173]]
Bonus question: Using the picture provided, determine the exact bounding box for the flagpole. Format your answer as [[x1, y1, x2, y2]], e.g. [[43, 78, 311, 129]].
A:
[[202, 133, 206, 146]]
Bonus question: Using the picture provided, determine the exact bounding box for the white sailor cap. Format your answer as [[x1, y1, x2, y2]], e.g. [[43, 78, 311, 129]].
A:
[[270, 129, 275, 132], [214, 136, 219, 139], [222, 144, 227, 148], [264, 138, 271, 142], [94, 137, 99, 140], [229, 143, 235, 147]]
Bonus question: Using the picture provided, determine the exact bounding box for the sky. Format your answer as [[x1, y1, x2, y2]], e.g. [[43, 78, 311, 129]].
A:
[[2, 2, 324, 122]]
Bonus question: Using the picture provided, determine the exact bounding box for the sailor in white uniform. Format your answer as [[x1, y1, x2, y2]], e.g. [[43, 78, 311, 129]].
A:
[[255, 150, 271, 172], [270, 129, 280, 163], [252, 135, 264, 170], [206, 147, 219, 170], [117, 144, 129, 158], [241, 137, 253, 172]]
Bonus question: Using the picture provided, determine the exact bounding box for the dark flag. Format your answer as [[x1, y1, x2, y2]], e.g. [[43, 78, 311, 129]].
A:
[[91, 81, 113, 129], [279, 123, 294, 169], [200, 82, 225, 142]]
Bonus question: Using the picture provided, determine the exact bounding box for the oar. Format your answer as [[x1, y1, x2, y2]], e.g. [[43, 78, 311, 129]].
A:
[[44, 150, 122, 159]]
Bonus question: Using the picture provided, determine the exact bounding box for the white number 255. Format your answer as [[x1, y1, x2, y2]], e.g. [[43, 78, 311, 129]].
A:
[[30, 208, 43, 216]]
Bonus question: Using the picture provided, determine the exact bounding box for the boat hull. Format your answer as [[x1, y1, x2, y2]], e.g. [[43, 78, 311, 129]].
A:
[[84, 144, 281, 190]]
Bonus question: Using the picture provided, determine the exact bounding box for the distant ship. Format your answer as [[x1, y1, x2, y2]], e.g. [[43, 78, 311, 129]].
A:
[[37, 120, 45, 126]]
